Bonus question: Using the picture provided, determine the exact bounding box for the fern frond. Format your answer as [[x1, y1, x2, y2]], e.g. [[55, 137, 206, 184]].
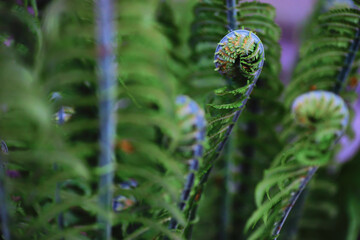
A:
[[251, 6, 360, 239], [220, 2, 284, 238], [185, 2, 282, 238], [246, 91, 350, 239], [167, 95, 207, 233], [206, 29, 264, 157], [1, 1, 188, 239], [185, 26, 265, 238], [0, 45, 92, 239], [285, 8, 360, 106], [110, 1, 198, 239], [188, 0, 227, 93]]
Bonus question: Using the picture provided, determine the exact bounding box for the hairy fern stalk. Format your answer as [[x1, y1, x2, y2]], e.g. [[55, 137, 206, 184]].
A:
[[0, 0, 360, 240]]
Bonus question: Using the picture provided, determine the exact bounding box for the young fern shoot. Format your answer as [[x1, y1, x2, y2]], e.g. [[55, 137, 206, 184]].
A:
[[246, 6, 360, 240], [185, 30, 265, 238], [246, 91, 349, 240], [209, 29, 264, 164], [273, 91, 349, 239]]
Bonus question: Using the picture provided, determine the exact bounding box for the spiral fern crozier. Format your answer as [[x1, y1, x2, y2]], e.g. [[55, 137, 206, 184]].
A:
[[246, 90, 349, 240], [271, 91, 349, 239], [214, 29, 264, 82], [185, 30, 265, 238], [292, 90, 349, 138], [206, 29, 265, 159]]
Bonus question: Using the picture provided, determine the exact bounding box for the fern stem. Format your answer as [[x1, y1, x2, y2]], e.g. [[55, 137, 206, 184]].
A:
[[168, 159, 199, 231], [334, 28, 360, 94], [219, 135, 234, 240], [0, 155, 10, 240], [96, 0, 117, 239], [180, 161, 199, 210], [186, 79, 259, 240], [168, 96, 206, 235], [278, 188, 309, 240], [226, 0, 237, 31], [273, 167, 317, 239]]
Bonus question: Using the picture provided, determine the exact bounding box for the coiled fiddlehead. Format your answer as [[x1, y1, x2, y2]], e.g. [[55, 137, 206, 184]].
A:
[[246, 91, 349, 240], [214, 30, 264, 82], [185, 29, 265, 238], [168, 95, 206, 231], [207, 29, 264, 160], [228, 4, 283, 238], [271, 91, 349, 239], [209, 30, 264, 154], [292, 90, 349, 141]]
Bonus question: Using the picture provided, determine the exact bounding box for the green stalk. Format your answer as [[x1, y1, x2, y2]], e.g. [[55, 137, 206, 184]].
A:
[[95, 0, 118, 239], [30, 0, 38, 17], [219, 135, 234, 240]]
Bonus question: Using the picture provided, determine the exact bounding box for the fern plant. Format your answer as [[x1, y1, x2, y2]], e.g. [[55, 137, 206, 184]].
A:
[[1, 0, 360, 240]]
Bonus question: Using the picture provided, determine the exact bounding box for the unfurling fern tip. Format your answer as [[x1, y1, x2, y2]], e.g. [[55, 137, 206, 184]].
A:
[[214, 30, 265, 82], [292, 90, 349, 139]]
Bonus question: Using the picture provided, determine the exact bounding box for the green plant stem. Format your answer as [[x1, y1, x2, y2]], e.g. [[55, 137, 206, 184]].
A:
[[278, 189, 309, 240], [219, 135, 234, 240], [226, 0, 237, 31], [273, 167, 316, 239], [96, 0, 118, 239]]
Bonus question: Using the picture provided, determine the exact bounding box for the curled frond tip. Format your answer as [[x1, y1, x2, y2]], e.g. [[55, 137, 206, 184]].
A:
[[214, 29, 265, 81]]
